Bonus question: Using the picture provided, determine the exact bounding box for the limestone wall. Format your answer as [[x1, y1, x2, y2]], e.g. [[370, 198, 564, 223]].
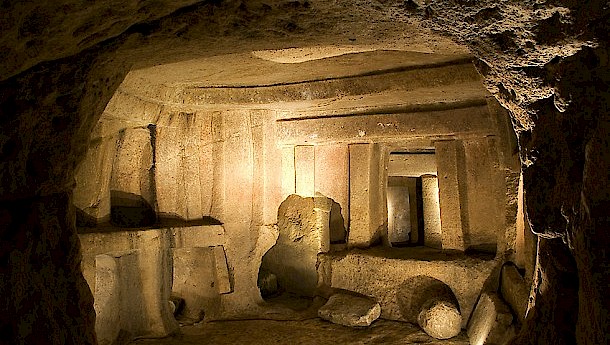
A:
[[72, 60, 520, 333]]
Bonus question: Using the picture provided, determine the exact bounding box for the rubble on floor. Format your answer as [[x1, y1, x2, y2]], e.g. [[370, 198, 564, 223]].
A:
[[467, 291, 515, 345], [318, 293, 381, 327]]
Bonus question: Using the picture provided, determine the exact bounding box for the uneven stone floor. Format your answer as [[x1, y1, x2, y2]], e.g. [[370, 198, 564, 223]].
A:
[[130, 319, 470, 345]]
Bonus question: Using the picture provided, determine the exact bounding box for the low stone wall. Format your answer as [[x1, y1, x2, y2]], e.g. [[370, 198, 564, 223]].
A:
[[318, 247, 498, 328]]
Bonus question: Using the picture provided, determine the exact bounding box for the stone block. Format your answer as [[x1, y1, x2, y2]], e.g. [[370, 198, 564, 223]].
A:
[[387, 176, 414, 244], [281, 146, 296, 199], [500, 264, 529, 323], [348, 143, 384, 247], [155, 111, 213, 222], [418, 299, 462, 340], [94, 251, 140, 345], [171, 225, 226, 248], [277, 105, 493, 145], [130, 230, 178, 337], [318, 293, 381, 327], [467, 292, 514, 345], [262, 195, 331, 296], [74, 135, 117, 225], [314, 144, 349, 235], [435, 140, 466, 251], [387, 153, 437, 177], [172, 247, 218, 322], [462, 138, 504, 253], [94, 246, 177, 345], [221, 110, 254, 225]]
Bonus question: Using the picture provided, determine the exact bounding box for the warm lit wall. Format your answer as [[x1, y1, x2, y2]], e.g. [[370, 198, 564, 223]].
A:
[[1, 1, 607, 344]]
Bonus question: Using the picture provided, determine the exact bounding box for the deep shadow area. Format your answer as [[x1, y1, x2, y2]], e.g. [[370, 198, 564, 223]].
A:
[[77, 208, 222, 233], [129, 319, 470, 345], [329, 199, 347, 244], [110, 190, 156, 227]]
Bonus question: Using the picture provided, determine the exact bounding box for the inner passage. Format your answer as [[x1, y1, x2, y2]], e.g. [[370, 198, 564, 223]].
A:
[[386, 152, 440, 248]]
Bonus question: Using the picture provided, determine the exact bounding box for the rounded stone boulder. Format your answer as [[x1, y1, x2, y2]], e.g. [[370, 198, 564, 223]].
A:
[[417, 299, 462, 339], [398, 275, 462, 340]]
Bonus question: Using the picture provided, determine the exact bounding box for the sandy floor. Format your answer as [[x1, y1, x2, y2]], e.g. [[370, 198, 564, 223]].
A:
[[130, 319, 470, 345]]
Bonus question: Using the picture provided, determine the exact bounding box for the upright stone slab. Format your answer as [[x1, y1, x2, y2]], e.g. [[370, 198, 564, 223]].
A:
[[94, 251, 142, 345], [130, 230, 178, 337], [74, 135, 118, 225], [315, 144, 349, 237], [462, 138, 504, 253], [94, 248, 178, 345], [422, 175, 442, 249], [155, 111, 209, 222], [348, 143, 383, 247], [281, 146, 296, 199], [110, 127, 156, 227], [435, 140, 466, 251], [387, 176, 413, 244]]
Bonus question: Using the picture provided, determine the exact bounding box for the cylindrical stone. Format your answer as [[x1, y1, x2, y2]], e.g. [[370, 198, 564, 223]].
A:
[[398, 275, 462, 340], [418, 299, 462, 339]]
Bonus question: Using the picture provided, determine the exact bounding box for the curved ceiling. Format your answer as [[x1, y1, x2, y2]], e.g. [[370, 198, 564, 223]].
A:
[[125, 49, 472, 89]]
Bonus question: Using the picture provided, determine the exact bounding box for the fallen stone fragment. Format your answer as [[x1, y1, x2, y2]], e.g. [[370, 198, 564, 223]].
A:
[[318, 293, 381, 327], [467, 291, 514, 345], [500, 264, 529, 323]]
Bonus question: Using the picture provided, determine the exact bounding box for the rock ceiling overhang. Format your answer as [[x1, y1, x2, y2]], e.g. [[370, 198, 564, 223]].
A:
[[95, 49, 491, 141]]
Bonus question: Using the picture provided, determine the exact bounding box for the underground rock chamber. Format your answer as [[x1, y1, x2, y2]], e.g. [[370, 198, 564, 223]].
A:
[[73, 48, 532, 345]]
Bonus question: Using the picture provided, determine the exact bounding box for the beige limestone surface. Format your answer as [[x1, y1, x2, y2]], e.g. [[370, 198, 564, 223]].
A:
[[319, 246, 498, 328], [1, 0, 608, 344], [318, 293, 381, 327], [263, 195, 331, 296]]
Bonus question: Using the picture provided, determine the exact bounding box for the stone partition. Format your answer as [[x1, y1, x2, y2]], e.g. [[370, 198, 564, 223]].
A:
[[348, 143, 386, 247], [79, 225, 234, 341], [422, 175, 442, 249], [92, 233, 177, 345], [155, 111, 214, 221], [435, 140, 467, 251], [315, 144, 350, 228]]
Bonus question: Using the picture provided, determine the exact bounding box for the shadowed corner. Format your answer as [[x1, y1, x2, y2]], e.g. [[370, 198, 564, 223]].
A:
[[76, 190, 222, 233]]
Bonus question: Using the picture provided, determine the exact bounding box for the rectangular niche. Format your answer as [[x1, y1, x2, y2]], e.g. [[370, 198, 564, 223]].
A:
[[386, 152, 440, 248]]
